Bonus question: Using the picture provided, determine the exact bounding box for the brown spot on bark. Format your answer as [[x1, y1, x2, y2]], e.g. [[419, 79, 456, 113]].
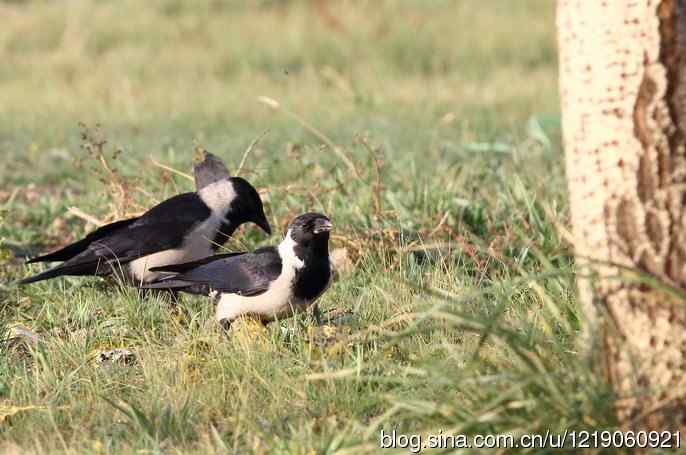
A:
[[646, 212, 664, 258], [634, 63, 658, 150]]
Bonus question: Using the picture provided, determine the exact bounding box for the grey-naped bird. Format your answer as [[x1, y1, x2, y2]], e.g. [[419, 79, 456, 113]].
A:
[[141, 212, 333, 329], [20, 152, 271, 285]]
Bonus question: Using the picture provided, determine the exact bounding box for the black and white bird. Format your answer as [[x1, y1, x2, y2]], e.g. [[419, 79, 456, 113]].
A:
[[19, 173, 271, 286], [142, 212, 333, 328]]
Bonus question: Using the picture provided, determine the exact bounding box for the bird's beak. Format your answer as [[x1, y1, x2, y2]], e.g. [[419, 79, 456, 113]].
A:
[[254, 213, 272, 235], [313, 218, 333, 234]]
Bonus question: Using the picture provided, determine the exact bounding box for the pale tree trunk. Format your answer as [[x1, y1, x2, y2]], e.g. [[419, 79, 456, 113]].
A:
[[558, 0, 686, 430]]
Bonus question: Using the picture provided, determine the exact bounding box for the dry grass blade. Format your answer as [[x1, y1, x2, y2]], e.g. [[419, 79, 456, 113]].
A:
[[257, 96, 361, 179], [67, 207, 104, 227], [149, 159, 194, 182], [236, 130, 269, 176], [305, 368, 358, 381]]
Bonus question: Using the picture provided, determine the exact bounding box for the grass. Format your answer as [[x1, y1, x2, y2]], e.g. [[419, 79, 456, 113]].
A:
[[0, 1, 618, 453]]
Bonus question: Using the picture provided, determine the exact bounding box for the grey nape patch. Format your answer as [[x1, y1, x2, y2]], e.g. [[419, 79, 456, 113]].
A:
[[193, 149, 231, 190]]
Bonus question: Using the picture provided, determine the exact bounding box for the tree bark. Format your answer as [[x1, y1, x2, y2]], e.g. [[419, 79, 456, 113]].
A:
[[558, 0, 686, 430]]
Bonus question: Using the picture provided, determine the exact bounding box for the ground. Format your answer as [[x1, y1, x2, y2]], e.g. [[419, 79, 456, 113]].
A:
[[0, 1, 616, 453]]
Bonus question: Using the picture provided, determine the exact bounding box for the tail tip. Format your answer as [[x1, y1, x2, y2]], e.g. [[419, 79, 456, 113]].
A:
[[17, 277, 35, 285]]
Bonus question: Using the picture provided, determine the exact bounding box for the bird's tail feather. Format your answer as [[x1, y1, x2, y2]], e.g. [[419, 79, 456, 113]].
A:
[[18, 259, 115, 285], [26, 217, 138, 264], [26, 240, 91, 264], [18, 265, 73, 284]]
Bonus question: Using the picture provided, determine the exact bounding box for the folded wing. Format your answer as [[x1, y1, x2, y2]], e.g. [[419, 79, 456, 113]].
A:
[[143, 246, 283, 296]]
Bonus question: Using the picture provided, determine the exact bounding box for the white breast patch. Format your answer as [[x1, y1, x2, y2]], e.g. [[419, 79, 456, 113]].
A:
[[215, 229, 309, 322]]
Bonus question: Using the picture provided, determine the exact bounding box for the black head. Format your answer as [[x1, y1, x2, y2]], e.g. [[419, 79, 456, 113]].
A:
[[287, 212, 332, 262], [229, 177, 271, 235]]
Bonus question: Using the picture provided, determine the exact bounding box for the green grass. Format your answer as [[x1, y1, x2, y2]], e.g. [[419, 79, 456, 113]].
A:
[[0, 1, 618, 453]]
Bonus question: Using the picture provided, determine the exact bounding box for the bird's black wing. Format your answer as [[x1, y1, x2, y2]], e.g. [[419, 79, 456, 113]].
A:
[[148, 252, 245, 273], [133, 192, 212, 227], [143, 246, 282, 296], [19, 192, 213, 284]]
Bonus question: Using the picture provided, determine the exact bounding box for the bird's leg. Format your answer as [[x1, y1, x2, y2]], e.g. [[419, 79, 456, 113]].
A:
[[219, 318, 232, 333], [311, 303, 322, 325]]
